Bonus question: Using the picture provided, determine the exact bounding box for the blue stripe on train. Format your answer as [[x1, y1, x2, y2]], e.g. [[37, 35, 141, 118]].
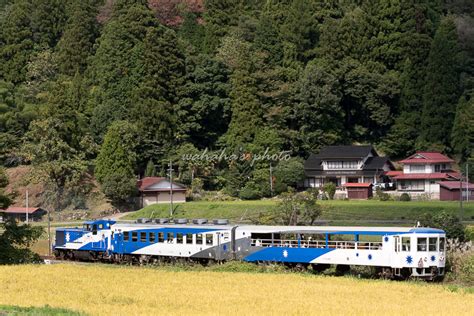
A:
[[244, 247, 335, 263]]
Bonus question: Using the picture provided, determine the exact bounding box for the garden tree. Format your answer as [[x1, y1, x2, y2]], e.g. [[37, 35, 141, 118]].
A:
[[95, 121, 138, 210], [323, 182, 337, 200], [275, 190, 322, 225], [177, 52, 231, 148], [56, 0, 100, 76], [0, 168, 43, 264], [0, 0, 34, 83], [274, 157, 304, 189], [87, 2, 158, 139], [451, 95, 474, 161], [418, 16, 462, 149], [30, 0, 67, 48]]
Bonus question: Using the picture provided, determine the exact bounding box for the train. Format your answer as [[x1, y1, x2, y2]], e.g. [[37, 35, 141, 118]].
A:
[[53, 219, 446, 280]]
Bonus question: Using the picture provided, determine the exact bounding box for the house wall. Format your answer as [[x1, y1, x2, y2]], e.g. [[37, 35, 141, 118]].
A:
[[143, 192, 186, 206], [440, 187, 474, 201], [403, 163, 452, 174]]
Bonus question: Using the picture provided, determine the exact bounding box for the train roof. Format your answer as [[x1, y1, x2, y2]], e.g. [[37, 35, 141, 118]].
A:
[[110, 222, 444, 235]]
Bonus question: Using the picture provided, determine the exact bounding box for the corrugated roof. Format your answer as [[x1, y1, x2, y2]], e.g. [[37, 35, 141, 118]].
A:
[[438, 181, 474, 190], [0, 207, 44, 214], [344, 183, 372, 187], [137, 177, 187, 192]]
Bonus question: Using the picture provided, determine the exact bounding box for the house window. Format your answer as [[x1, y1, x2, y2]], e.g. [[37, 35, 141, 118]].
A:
[[435, 164, 441, 172], [409, 165, 425, 172], [327, 161, 343, 169], [326, 161, 358, 169], [400, 180, 424, 191]]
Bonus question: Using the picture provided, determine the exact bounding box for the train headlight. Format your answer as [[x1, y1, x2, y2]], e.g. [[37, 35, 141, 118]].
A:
[[424, 257, 427, 262]]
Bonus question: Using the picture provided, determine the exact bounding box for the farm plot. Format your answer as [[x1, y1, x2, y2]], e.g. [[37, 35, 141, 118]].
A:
[[0, 264, 473, 315]]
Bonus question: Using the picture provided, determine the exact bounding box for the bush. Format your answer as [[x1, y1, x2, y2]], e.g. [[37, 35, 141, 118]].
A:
[[421, 211, 466, 241], [239, 182, 262, 200], [323, 182, 336, 200], [445, 240, 473, 286], [399, 193, 411, 201], [375, 187, 391, 201]]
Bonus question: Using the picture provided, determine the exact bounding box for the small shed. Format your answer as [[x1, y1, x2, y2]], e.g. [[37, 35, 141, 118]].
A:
[[344, 183, 373, 199], [0, 207, 47, 222], [137, 177, 187, 207], [438, 181, 474, 201]]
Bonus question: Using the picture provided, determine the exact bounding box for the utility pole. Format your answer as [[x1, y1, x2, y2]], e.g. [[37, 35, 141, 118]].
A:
[[25, 190, 29, 224], [169, 159, 173, 218], [269, 163, 274, 197], [466, 163, 469, 203]]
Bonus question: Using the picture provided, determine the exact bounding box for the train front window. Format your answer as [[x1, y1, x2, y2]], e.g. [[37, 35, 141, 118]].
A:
[[401, 237, 411, 251], [429, 237, 437, 251], [439, 237, 445, 252], [417, 237, 427, 251]]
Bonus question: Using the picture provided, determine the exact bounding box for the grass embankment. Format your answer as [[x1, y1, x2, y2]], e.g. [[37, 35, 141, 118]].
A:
[[126, 200, 474, 225], [0, 264, 472, 315]]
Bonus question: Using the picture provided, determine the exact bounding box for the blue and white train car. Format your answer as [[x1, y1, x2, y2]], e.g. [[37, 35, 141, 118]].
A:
[[54, 221, 446, 279]]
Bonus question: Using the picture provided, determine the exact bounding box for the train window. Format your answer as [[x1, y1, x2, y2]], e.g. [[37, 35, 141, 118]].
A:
[[439, 237, 445, 252], [123, 232, 129, 241], [429, 237, 437, 251], [158, 232, 164, 243], [92, 224, 98, 235], [167, 232, 174, 243], [140, 232, 147, 242], [206, 234, 213, 245], [132, 232, 138, 242], [150, 232, 156, 243], [177, 233, 184, 244], [196, 234, 203, 245], [185, 233, 193, 244], [401, 237, 411, 251], [417, 237, 427, 251]]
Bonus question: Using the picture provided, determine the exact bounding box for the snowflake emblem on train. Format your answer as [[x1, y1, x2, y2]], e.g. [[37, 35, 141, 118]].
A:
[[406, 255, 413, 264], [430, 255, 436, 262], [283, 250, 288, 258], [65, 233, 70, 242]]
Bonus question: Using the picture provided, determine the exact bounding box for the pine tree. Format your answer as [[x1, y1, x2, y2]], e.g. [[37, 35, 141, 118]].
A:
[[144, 160, 156, 177], [0, 0, 34, 83], [30, 0, 67, 48], [88, 2, 158, 138], [419, 16, 462, 149], [56, 1, 99, 76], [95, 121, 138, 210]]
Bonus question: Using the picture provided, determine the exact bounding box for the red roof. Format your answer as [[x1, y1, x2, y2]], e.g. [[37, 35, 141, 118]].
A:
[[438, 181, 474, 190], [344, 183, 372, 188], [399, 152, 454, 164], [385, 170, 403, 177], [137, 177, 186, 192], [1, 207, 44, 214], [393, 173, 460, 180]]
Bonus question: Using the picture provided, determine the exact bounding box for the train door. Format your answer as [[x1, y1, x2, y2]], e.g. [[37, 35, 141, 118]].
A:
[[216, 232, 221, 261], [394, 236, 401, 252], [392, 236, 401, 267]]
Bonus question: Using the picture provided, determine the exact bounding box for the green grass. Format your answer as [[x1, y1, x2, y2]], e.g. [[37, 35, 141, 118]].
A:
[[0, 305, 84, 315], [124, 200, 474, 225]]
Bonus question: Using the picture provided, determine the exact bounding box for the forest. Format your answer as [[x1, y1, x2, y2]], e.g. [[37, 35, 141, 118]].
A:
[[0, 0, 473, 210]]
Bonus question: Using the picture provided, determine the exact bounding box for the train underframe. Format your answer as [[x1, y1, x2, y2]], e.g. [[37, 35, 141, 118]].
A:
[[53, 249, 444, 281]]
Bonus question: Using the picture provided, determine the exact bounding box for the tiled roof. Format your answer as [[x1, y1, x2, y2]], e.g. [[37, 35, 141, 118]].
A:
[[393, 173, 460, 180], [399, 152, 454, 164], [385, 170, 403, 177], [314, 145, 375, 159], [364, 156, 391, 170], [137, 177, 166, 191], [438, 181, 474, 190]]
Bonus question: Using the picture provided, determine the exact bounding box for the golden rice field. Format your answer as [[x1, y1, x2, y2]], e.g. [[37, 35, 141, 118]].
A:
[[0, 264, 473, 316]]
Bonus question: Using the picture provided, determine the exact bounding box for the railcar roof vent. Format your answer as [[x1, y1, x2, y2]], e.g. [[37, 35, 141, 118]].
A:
[[154, 218, 169, 224], [136, 218, 151, 224], [174, 218, 188, 224], [192, 218, 208, 225], [213, 219, 229, 225]]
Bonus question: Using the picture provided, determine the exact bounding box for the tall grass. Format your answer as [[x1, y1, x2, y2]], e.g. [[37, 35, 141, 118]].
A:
[[0, 264, 472, 315]]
